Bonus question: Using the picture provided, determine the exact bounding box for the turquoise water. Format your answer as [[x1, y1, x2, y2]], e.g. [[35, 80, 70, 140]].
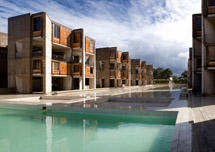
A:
[[0, 108, 175, 152]]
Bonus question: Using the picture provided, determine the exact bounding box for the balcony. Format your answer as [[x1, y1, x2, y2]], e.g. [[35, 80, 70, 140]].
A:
[[195, 57, 202, 72], [52, 60, 71, 75], [86, 37, 95, 54], [203, 0, 215, 15], [122, 53, 129, 63], [122, 72, 128, 79], [110, 70, 116, 79], [207, 45, 215, 67], [86, 65, 94, 78], [32, 57, 42, 74], [71, 29, 83, 49], [193, 14, 202, 38], [72, 63, 82, 76], [136, 74, 141, 80], [117, 71, 121, 79]]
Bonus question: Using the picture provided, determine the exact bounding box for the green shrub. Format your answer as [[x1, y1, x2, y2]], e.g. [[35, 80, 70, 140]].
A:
[[154, 79, 169, 84]]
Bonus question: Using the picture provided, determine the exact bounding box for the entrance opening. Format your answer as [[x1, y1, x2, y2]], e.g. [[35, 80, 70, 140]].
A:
[[102, 79, 105, 88], [110, 79, 115, 87], [136, 80, 138, 85], [85, 78, 89, 85], [52, 77, 64, 91], [73, 78, 79, 90], [32, 77, 43, 92]]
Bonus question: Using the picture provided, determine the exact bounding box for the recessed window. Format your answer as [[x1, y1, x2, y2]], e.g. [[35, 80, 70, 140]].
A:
[[85, 78, 89, 85], [33, 17, 41, 31], [33, 60, 41, 70], [90, 67, 93, 74], [54, 24, 60, 39], [74, 65, 79, 72], [136, 70, 138, 74], [110, 63, 115, 69], [54, 62, 59, 71], [100, 61, 105, 70], [74, 56, 79, 63], [208, 0, 215, 6], [90, 40, 94, 50], [122, 80, 126, 84]]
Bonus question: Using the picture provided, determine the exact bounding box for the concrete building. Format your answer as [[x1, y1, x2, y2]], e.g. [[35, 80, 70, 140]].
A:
[[0, 32, 8, 88], [8, 12, 96, 94], [192, 14, 202, 92], [146, 65, 154, 84], [121, 52, 131, 86], [188, 48, 193, 88], [96, 47, 122, 88], [201, 1, 215, 95], [131, 59, 142, 86], [141, 61, 147, 85]]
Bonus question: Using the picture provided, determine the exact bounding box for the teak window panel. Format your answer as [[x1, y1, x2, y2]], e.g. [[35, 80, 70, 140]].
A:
[[32, 15, 42, 37]]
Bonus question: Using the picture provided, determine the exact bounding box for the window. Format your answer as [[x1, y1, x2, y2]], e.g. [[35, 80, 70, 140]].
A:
[[85, 78, 89, 85], [74, 65, 79, 72], [73, 32, 80, 43], [122, 66, 126, 70], [54, 62, 59, 71], [33, 60, 41, 70], [90, 67, 93, 74], [54, 24, 60, 39], [110, 63, 115, 69], [74, 56, 79, 63], [33, 17, 41, 31], [100, 61, 105, 70], [122, 80, 126, 84], [136, 70, 138, 74], [90, 40, 94, 50], [15, 40, 23, 58], [208, 0, 215, 6]]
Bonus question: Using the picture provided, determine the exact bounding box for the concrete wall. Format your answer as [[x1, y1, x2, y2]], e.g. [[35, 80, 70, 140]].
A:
[[8, 13, 32, 93], [202, 15, 215, 95], [192, 38, 202, 92]]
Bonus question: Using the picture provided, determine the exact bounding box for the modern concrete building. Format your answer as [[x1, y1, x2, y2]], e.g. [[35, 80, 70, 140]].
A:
[[131, 59, 142, 86], [188, 48, 193, 89], [201, 0, 215, 95], [121, 52, 131, 86], [8, 12, 96, 94], [146, 65, 154, 84], [96, 47, 122, 88], [0, 32, 8, 88], [192, 14, 202, 92], [141, 61, 147, 85]]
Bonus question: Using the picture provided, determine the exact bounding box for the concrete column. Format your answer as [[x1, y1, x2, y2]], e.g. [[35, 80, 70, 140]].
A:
[[82, 33, 86, 90], [43, 14, 52, 94]]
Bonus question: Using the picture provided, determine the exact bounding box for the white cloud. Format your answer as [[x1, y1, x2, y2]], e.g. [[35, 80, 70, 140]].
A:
[[0, 0, 201, 74]]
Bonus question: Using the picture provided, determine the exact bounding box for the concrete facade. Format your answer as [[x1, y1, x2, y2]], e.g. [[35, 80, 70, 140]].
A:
[[188, 48, 192, 88], [146, 65, 154, 84], [201, 0, 215, 95], [8, 12, 96, 94], [131, 59, 142, 86], [96, 47, 123, 88], [192, 14, 202, 92], [141, 61, 147, 85]]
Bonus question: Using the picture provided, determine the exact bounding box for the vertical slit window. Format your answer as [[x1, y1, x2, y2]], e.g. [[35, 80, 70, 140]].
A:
[[33, 17, 41, 31], [54, 24, 60, 39]]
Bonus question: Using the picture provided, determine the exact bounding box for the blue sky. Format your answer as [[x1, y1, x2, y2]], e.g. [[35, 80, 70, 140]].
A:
[[0, 0, 201, 75]]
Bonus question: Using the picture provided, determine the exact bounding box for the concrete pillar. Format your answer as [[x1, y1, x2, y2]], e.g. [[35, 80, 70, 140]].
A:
[[43, 14, 52, 94]]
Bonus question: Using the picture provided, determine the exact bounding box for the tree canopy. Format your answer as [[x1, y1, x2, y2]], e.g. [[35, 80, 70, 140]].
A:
[[153, 67, 173, 79]]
